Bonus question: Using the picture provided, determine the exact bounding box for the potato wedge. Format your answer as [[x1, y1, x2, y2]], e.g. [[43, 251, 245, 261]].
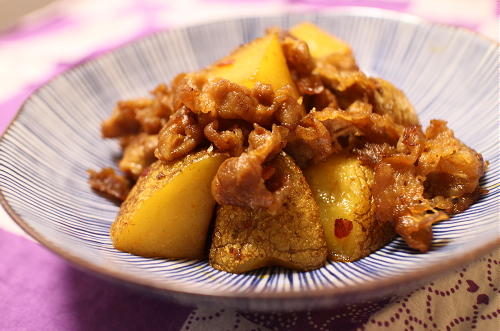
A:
[[289, 22, 351, 58], [304, 153, 394, 261], [207, 31, 297, 95], [210, 153, 328, 273], [111, 149, 227, 259]]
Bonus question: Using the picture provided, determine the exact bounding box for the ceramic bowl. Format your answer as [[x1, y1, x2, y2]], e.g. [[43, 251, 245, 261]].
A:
[[1, 9, 498, 311]]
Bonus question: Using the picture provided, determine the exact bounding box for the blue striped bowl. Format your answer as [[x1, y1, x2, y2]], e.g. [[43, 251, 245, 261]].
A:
[[1, 9, 498, 311]]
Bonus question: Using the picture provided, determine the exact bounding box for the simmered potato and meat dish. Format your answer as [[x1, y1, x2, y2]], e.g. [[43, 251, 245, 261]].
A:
[[88, 23, 485, 273]]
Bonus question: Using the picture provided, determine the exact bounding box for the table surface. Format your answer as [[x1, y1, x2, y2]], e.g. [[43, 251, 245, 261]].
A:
[[1, 1, 498, 330]]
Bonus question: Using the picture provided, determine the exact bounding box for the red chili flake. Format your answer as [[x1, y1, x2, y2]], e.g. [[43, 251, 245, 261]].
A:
[[141, 166, 151, 177], [229, 247, 242, 260], [216, 58, 235, 67], [334, 218, 353, 238], [156, 171, 166, 180]]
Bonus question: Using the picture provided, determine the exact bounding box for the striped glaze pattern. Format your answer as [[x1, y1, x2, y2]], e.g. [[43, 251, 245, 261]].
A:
[[0, 10, 498, 306]]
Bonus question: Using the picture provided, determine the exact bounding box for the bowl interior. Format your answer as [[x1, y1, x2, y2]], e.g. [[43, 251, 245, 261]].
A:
[[0, 10, 498, 308]]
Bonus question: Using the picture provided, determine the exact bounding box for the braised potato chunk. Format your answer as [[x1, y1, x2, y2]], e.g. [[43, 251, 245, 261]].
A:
[[207, 31, 297, 94], [304, 153, 394, 261], [210, 153, 327, 273], [289, 22, 352, 58], [111, 150, 227, 259]]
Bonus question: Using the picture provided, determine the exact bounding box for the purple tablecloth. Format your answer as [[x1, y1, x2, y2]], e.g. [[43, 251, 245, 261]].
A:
[[0, 229, 193, 330], [1, 228, 498, 330], [1, 1, 498, 330]]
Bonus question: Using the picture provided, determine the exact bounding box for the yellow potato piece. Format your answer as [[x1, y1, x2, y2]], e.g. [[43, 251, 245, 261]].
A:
[[210, 153, 327, 273], [207, 32, 297, 95], [111, 150, 227, 259], [304, 153, 394, 261], [290, 22, 351, 58]]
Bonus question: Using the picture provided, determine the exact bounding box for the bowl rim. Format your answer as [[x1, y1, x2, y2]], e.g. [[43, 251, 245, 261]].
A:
[[1, 7, 498, 303]]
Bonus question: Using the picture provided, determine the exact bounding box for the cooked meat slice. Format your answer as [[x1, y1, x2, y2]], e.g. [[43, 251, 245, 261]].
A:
[[204, 120, 245, 156], [419, 120, 485, 196], [119, 133, 158, 179], [87, 168, 130, 201], [316, 103, 403, 145], [101, 99, 149, 138], [173, 74, 275, 125], [282, 36, 324, 96], [287, 102, 405, 167], [315, 52, 365, 93], [286, 114, 333, 166], [361, 122, 484, 252], [272, 86, 306, 130], [282, 36, 315, 76], [372, 161, 448, 252], [155, 107, 204, 162], [419, 120, 486, 214], [211, 124, 289, 213], [101, 85, 172, 138], [173, 73, 306, 130], [306, 88, 338, 111], [371, 78, 420, 127]]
